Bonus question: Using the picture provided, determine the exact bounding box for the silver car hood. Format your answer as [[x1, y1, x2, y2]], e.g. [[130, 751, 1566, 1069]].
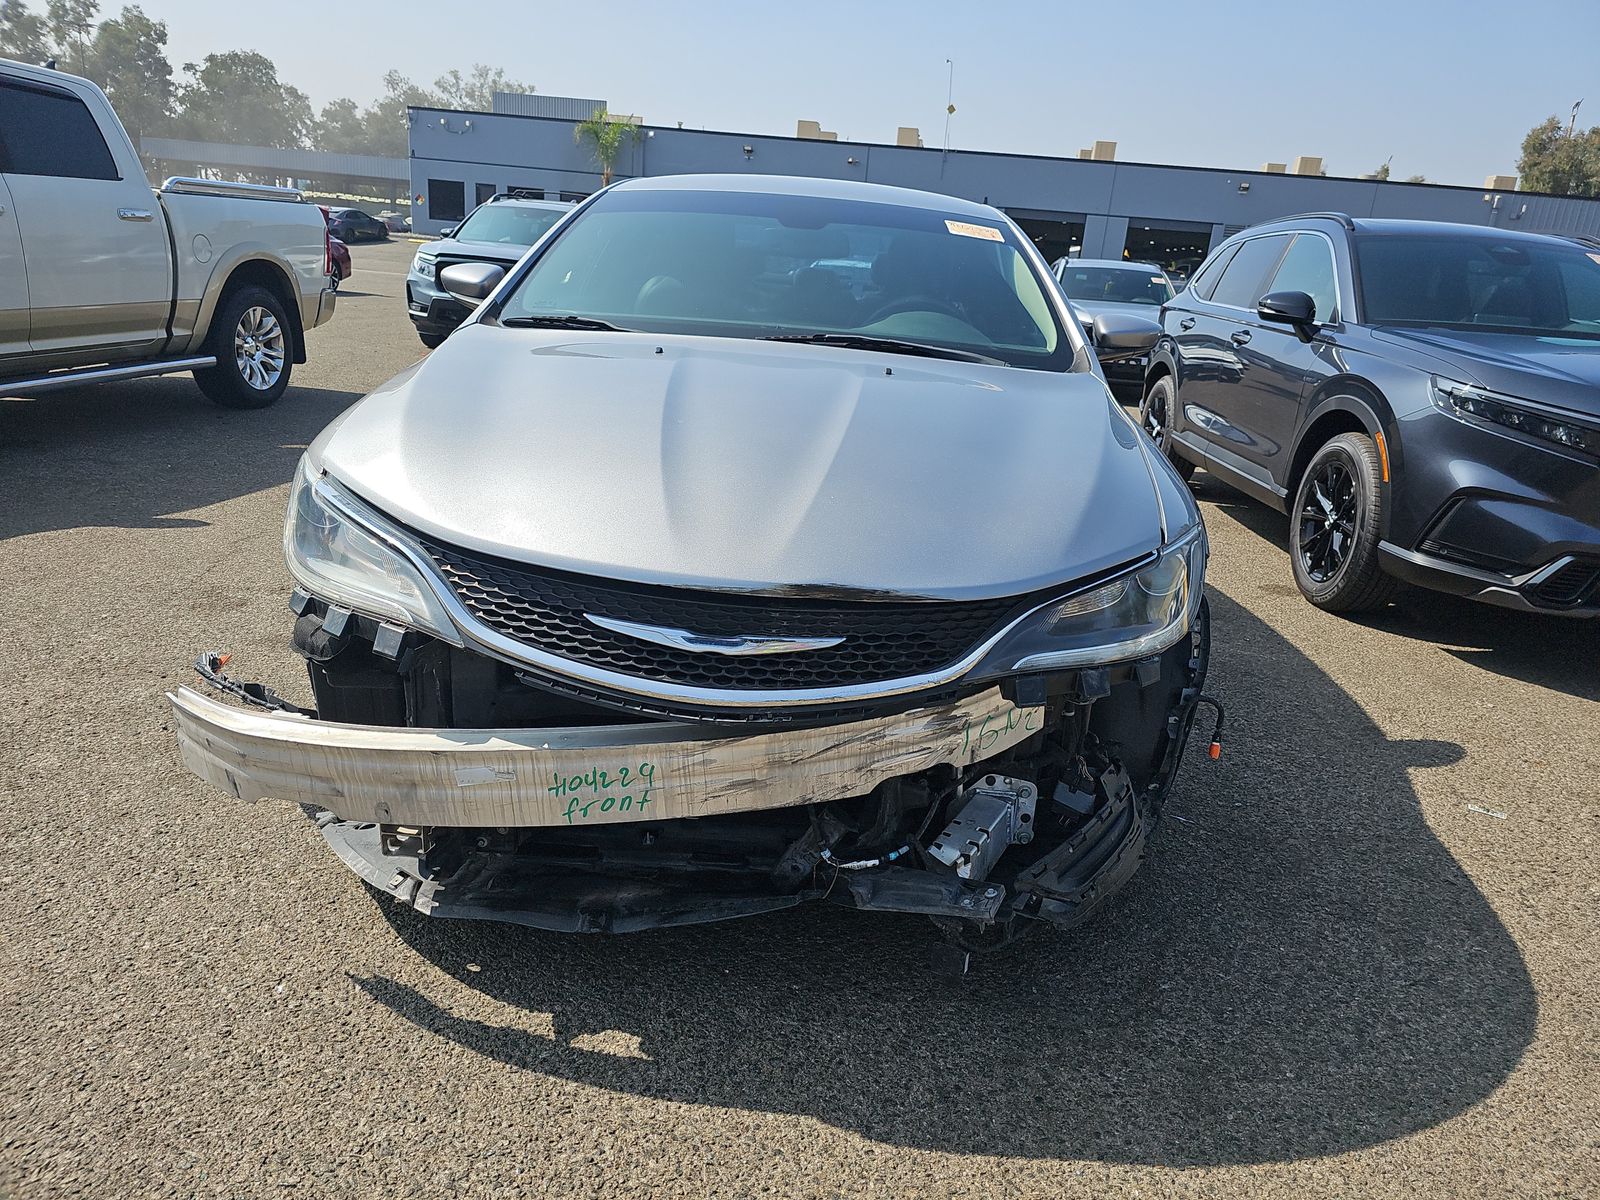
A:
[[315, 327, 1166, 601]]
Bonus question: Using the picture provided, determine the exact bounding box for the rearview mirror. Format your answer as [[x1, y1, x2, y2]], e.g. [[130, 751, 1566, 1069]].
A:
[[1091, 312, 1161, 362], [439, 262, 505, 306], [1257, 290, 1318, 339]]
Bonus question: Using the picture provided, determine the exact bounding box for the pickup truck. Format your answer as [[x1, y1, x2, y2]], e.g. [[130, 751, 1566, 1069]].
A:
[[0, 58, 335, 408]]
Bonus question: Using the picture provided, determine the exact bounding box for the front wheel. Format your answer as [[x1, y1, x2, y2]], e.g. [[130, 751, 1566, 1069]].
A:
[[1140, 375, 1195, 481], [1289, 432, 1397, 613], [194, 285, 293, 409], [418, 331, 447, 349]]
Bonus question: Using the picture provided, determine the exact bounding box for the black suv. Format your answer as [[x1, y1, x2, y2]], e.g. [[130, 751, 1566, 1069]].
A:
[[1142, 214, 1600, 616]]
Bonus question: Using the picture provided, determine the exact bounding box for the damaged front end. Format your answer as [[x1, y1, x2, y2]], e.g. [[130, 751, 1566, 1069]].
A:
[[170, 469, 1216, 947]]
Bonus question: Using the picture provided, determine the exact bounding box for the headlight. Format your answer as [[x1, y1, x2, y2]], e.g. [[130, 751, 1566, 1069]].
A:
[[974, 528, 1205, 675], [1431, 377, 1595, 454], [283, 458, 460, 642], [412, 250, 437, 271]]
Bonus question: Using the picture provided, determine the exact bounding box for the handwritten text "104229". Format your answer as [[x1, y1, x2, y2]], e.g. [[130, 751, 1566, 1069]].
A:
[[548, 762, 657, 824]]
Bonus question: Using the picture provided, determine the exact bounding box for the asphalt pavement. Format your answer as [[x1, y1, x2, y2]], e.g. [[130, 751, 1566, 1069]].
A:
[[1, 238, 1595, 1199]]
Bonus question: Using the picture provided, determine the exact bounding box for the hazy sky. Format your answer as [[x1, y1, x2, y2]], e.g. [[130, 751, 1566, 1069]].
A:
[[138, 0, 1596, 185]]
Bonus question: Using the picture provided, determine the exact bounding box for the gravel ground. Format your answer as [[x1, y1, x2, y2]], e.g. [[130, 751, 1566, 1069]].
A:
[[2, 239, 1595, 1199]]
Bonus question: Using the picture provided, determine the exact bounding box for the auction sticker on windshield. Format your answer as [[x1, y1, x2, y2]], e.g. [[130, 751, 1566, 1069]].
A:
[[946, 220, 1004, 242]]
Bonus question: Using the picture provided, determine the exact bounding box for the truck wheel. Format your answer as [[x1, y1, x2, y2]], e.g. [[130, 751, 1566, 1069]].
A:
[[1289, 432, 1398, 613], [1140, 375, 1195, 481], [418, 332, 446, 349], [194, 285, 293, 409]]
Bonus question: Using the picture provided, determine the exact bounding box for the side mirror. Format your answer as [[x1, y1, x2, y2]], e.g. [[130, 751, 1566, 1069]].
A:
[[439, 225, 457, 238], [1257, 290, 1318, 339], [439, 262, 505, 306], [1092, 312, 1161, 362]]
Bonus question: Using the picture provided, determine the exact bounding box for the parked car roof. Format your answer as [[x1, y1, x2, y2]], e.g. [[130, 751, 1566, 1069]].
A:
[[610, 172, 1011, 220], [1060, 257, 1167, 272]]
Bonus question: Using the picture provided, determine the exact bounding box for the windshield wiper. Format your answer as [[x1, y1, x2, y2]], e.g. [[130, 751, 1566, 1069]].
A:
[[760, 332, 1004, 365], [500, 314, 631, 331]]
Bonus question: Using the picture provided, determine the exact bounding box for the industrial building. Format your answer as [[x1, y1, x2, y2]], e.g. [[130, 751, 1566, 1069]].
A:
[[406, 94, 1600, 273]]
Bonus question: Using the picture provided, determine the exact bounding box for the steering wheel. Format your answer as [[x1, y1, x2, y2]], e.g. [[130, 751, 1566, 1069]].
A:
[[865, 294, 965, 324]]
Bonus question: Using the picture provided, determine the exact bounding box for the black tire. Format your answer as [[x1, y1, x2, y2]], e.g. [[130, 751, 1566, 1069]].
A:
[[194, 285, 293, 409], [1139, 374, 1195, 481], [1289, 432, 1398, 613], [418, 332, 447, 349]]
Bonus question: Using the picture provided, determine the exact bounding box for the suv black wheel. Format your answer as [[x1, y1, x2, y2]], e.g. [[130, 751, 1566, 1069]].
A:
[[1289, 432, 1397, 612], [194, 285, 294, 409], [1140, 375, 1195, 481], [418, 332, 446, 349]]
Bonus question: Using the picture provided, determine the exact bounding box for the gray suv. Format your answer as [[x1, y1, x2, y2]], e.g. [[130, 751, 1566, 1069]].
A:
[[406, 195, 572, 346], [1144, 214, 1600, 616]]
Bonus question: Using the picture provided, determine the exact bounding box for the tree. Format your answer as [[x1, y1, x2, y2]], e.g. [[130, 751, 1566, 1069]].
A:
[[1371, 162, 1391, 181], [175, 51, 313, 149], [91, 5, 172, 146], [574, 106, 637, 187], [0, 0, 50, 63], [315, 96, 369, 154], [432, 63, 533, 112], [44, 0, 95, 72], [1405, 173, 1427, 184], [1518, 114, 1600, 197]]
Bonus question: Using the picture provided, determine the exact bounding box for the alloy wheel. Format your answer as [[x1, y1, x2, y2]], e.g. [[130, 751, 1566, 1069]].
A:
[[234, 306, 286, 391], [1143, 387, 1167, 444], [1297, 458, 1358, 583]]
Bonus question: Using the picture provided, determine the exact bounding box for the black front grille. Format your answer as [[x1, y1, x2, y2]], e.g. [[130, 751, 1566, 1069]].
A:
[[1530, 558, 1600, 607], [418, 537, 1043, 692]]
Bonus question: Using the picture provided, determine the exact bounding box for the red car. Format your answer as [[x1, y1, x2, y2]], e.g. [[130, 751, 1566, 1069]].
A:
[[328, 235, 351, 290]]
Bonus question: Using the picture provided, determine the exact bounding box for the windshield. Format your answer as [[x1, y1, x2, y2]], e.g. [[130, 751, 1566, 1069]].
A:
[[1057, 264, 1174, 305], [454, 203, 567, 246], [494, 188, 1068, 369], [1358, 234, 1600, 339]]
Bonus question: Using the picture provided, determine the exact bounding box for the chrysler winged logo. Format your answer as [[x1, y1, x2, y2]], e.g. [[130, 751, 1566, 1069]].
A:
[[584, 614, 845, 657]]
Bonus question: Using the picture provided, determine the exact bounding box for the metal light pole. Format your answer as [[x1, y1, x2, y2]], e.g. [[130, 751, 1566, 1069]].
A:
[[943, 59, 955, 154]]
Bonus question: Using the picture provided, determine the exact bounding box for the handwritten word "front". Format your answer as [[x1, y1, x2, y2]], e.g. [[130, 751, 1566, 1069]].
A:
[[549, 762, 657, 824]]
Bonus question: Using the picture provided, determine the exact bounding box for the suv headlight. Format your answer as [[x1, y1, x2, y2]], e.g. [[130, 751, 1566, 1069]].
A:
[[973, 528, 1205, 675], [1431, 377, 1595, 454], [412, 250, 437, 271], [283, 458, 460, 642]]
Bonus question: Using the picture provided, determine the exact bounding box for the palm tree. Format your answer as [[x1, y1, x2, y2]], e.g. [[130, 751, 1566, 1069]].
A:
[[573, 106, 638, 188]]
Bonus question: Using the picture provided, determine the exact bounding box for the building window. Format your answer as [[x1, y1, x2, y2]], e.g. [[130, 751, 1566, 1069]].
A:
[[1122, 218, 1214, 281], [475, 182, 498, 206], [1007, 213, 1087, 266], [428, 179, 465, 223], [559, 191, 589, 203]]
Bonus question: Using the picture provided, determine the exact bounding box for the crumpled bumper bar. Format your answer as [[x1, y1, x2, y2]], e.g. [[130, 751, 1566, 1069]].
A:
[[167, 684, 1044, 828]]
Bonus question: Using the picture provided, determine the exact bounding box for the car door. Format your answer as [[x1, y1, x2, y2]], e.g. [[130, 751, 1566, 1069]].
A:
[[1180, 233, 1293, 498], [0, 174, 26, 361], [1208, 232, 1344, 496], [0, 73, 172, 360], [1165, 241, 1238, 460]]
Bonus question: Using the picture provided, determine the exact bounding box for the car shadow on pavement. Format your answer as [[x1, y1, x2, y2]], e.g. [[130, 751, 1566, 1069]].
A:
[[1190, 472, 1600, 701], [349, 589, 1535, 1167], [0, 376, 362, 541]]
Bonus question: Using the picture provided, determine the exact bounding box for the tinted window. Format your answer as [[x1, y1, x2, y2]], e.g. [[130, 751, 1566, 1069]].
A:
[[1056, 265, 1174, 305], [499, 188, 1070, 370], [1358, 234, 1600, 337], [1268, 234, 1339, 322], [1209, 234, 1291, 309], [475, 182, 497, 206], [452, 203, 565, 247], [1186, 244, 1238, 301], [428, 179, 465, 222], [0, 81, 118, 179]]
